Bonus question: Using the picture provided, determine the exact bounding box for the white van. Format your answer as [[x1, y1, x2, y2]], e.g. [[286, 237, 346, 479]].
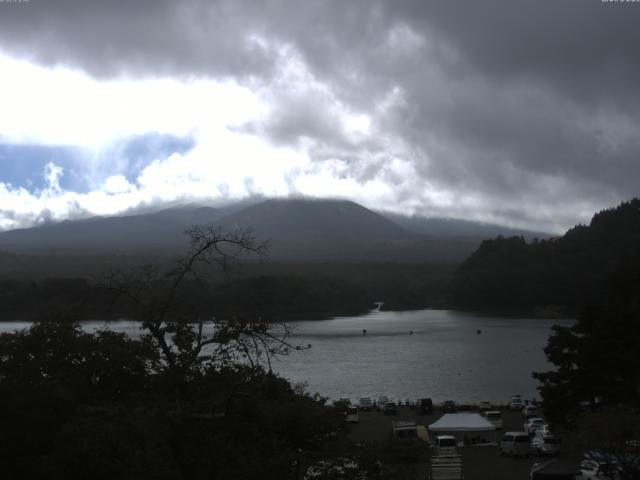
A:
[[500, 431, 530, 457], [435, 435, 458, 456], [485, 410, 503, 429]]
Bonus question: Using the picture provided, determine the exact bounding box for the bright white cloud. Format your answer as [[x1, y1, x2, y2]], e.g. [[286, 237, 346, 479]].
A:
[[0, 55, 266, 147], [1, 48, 424, 231], [0, 42, 610, 235], [102, 175, 135, 194]]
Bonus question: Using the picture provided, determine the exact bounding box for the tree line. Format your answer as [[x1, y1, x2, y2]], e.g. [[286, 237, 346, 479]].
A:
[[451, 198, 640, 311], [0, 263, 455, 321]]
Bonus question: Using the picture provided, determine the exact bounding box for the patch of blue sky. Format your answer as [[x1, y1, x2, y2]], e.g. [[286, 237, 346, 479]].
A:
[[0, 143, 87, 191], [0, 133, 195, 193], [109, 133, 196, 184]]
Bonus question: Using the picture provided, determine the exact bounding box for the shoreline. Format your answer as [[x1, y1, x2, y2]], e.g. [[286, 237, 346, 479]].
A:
[[0, 305, 577, 323]]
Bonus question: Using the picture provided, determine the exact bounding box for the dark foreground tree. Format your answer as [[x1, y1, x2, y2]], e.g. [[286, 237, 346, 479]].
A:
[[534, 254, 640, 479], [0, 225, 350, 480]]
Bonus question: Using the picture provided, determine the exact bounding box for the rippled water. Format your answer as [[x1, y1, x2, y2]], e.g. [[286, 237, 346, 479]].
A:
[[0, 309, 571, 404], [271, 309, 572, 403]]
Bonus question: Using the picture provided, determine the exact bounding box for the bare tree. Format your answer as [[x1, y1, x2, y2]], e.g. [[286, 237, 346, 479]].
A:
[[105, 225, 302, 380]]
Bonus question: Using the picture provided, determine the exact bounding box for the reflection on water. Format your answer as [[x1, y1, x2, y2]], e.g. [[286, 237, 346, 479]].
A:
[[272, 309, 572, 403], [0, 310, 571, 403]]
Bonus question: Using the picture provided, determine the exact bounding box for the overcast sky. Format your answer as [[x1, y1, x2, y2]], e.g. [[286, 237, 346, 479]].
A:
[[0, 0, 639, 233]]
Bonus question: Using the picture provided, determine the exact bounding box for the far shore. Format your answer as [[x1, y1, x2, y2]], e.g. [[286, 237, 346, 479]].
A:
[[0, 305, 577, 323]]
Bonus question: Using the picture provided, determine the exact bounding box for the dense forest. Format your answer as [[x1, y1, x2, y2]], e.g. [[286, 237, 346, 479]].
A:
[[451, 199, 640, 312], [0, 260, 454, 321], [533, 251, 640, 478]]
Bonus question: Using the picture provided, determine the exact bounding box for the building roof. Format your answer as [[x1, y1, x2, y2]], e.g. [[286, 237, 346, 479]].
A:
[[428, 413, 496, 432]]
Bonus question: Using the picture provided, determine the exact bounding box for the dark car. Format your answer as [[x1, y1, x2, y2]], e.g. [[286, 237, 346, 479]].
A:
[[383, 402, 398, 415], [419, 398, 433, 414], [442, 400, 456, 413]]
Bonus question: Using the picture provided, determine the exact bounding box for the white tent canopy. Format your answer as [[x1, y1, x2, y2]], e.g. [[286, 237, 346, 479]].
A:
[[428, 413, 496, 446]]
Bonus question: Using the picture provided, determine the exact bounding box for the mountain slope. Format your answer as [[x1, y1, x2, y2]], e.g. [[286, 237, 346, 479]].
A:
[[0, 197, 547, 263], [0, 206, 224, 253], [215, 198, 408, 240]]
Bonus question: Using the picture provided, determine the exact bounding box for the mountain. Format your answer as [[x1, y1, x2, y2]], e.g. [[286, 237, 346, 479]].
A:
[[0, 202, 258, 254], [451, 198, 640, 311], [0, 206, 220, 253], [216, 198, 407, 240], [0, 197, 546, 263]]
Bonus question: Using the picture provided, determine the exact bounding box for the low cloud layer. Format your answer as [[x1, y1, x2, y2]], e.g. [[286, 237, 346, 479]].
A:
[[0, 0, 638, 233]]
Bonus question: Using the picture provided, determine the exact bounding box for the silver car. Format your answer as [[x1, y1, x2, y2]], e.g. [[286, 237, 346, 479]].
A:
[[522, 404, 538, 418], [524, 417, 546, 436], [531, 432, 560, 455], [509, 395, 524, 411]]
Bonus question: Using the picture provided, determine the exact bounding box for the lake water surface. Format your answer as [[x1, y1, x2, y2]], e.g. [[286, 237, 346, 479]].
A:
[[274, 309, 572, 403], [0, 309, 572, 404]]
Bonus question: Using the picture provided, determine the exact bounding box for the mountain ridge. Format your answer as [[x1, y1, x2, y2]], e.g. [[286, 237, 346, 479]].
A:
[[0, 197, 548, 262]]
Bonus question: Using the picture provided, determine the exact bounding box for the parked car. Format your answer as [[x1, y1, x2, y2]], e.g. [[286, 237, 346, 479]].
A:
[[510, 395, 525, 411], [522, 404, 538, 418], [442, 400, 456, 413], [383, 402, 398, 415], [484, 410, 503, 429], [346, 406, 359, 423], [500, 431, 531, 457], [434, 435, 458, 456], [358, 397, 372, 411], [624, 440, 640, 453], [529, 459, 580, 479], [524, 417, 546, 436], [305, 459, 360, 478], [580, 460, 620, 479], [478, 400, 492, 411], [531, 431, 560, 456], [419, 398, 433, 414]]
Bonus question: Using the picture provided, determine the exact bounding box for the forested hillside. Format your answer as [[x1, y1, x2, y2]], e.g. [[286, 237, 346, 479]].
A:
[[451, 199, 640, 311], [0, 261, 455, 321]]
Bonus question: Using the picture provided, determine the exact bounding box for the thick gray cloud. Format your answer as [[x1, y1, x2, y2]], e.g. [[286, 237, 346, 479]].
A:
[[390, 1, 640, 106], [1, 0, 639, 232]]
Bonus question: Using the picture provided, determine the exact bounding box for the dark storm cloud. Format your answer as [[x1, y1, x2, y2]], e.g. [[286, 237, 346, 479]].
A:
[[389, 1, 640, 108], [0, 0, 277, 78], [1, 0, 639, 231]]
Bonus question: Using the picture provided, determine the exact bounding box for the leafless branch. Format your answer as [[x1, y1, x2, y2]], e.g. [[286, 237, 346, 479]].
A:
[[100, 223, 304, 379]]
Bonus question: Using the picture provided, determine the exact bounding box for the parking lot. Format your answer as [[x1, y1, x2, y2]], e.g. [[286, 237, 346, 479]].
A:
[[348, 404, 567, 480]]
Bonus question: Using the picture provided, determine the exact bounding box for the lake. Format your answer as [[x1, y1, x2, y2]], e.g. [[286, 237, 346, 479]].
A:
[[0, 309, 572, 404], [274, 309, 572, 403]]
